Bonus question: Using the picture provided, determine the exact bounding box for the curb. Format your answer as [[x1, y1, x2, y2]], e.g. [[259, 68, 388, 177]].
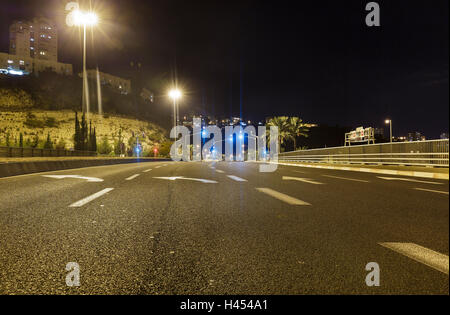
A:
[[274, 162, 449, 180], [0, 158, 171, 179]]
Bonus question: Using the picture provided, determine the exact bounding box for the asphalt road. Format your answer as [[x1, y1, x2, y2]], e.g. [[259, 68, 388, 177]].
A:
[[0, 161, 448, 294]]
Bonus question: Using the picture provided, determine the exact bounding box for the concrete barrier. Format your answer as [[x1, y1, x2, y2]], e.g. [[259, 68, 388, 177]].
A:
[[0, 158, 171, 178]]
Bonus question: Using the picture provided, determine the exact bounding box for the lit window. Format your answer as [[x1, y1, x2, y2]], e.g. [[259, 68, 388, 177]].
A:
[[7, 60, 13, 64], [48, 36, 52, 39], [30, 47, 34, 50], [20, 60, 24, 65], [30, 38, 34, 41]]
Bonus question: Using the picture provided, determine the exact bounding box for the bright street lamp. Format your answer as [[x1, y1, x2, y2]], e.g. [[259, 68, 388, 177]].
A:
[[385, 119, 392, 143], [66, 3, 99, 116], [169, 89, 182, 130], [73, 11, 98, 26]]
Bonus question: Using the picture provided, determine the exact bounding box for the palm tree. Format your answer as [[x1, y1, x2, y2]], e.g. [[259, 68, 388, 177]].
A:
[[266, 116, 290, 151], [287, 117, 309, 151]]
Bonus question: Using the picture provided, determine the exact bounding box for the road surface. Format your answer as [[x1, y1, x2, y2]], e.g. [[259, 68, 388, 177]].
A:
[[0, 161, 448, 294]]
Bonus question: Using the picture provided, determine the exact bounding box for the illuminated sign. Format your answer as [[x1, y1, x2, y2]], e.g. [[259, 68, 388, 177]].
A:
[[345, 127, 375, 146]]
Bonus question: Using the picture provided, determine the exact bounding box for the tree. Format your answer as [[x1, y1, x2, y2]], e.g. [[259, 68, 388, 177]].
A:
[[5, 132, 10, 147], [80, 112, 88, 151], [97, 135, 112, 155], [74, 112, 81, 150], [159, 140, 174, 157], [19, 133, 23, 148], [114, 129, 124, 156], [44, 133, 53, 149], [92, 127, 97, 152], [88, 121, 93, 151], [32, 134, 39, 148], [287, 117, 309, 151], [56, 138, 67, 150], [266, 116, 290, 151]]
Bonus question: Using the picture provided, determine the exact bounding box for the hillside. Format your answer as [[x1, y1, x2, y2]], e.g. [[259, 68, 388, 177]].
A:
[[0, 109, 168, 155]]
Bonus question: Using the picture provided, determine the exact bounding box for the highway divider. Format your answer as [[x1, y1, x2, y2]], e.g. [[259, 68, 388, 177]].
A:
[[0, 157, 171, 178], [272, 161, 449, 180]]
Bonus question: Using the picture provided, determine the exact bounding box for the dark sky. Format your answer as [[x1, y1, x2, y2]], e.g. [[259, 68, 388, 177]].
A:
[[0, 0, 448, 138]]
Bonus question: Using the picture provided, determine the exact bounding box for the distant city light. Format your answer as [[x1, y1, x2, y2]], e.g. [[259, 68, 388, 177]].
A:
[[7, 69, 24, 76]]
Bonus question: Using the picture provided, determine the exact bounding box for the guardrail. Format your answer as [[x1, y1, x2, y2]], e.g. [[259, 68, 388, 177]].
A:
[[0, 146, 97, 158], [279, 139, 449, 167]]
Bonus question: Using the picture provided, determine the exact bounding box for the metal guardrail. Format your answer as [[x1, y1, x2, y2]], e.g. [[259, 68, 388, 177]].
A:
[[0, 146, 97, 158], [279, 139, 449, 167]]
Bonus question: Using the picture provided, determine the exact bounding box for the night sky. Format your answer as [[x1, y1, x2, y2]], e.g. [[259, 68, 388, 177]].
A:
[[0, 0, 448, 138]]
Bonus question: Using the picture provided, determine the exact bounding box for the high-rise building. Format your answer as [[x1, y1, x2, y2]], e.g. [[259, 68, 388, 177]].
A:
[[2, 18, 71, 76], [10, 18, 57, 62]]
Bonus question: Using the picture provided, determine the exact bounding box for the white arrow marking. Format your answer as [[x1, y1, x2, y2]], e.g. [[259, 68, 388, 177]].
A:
[[282, 176, 324, 185], [377, 177, 443, 185], [153, 176, 218, 184], [42, 175, 103, 182]]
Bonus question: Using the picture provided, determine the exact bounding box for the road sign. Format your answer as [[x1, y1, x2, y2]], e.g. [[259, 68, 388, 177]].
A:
[[345, 127, 375, 146]]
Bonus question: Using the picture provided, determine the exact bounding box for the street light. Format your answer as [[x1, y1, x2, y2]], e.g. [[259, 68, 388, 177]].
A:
[[169, 89, 182, 131], [66, 4, 98, 116], [385, 119, 392, 143], [73, 11, 98, 26]]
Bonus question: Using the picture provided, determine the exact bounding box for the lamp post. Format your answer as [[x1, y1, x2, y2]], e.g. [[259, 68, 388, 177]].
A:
[[66, 4, 98, 115], [169, 89, 182, 130], [385, 119, 392, 143]]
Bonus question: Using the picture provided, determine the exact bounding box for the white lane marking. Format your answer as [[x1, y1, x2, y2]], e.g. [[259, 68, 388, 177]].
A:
[[215, 169, 225, 174], [143, 169, 152, 173], [255, 188, 311, 206], [377, 176, 443, 185], [413, 188, 449, 195], [227, 175, 247, 182], [125, 174, 140, 181], [163, 164, 168, 166], [322, 174, 369, 183], [153, 176, 218, 184], [154, 166, 162, 169], [282, 176, 323, 185], [379, 242, 449, 275], [292, 170, 307, 174], [42, 175, 103, 182], [69, 188, 114, 207]]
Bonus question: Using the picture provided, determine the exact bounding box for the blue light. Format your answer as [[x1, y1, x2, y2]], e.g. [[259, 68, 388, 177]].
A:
[[239, 134, 243, 140], [7, 69, 24, 76]]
